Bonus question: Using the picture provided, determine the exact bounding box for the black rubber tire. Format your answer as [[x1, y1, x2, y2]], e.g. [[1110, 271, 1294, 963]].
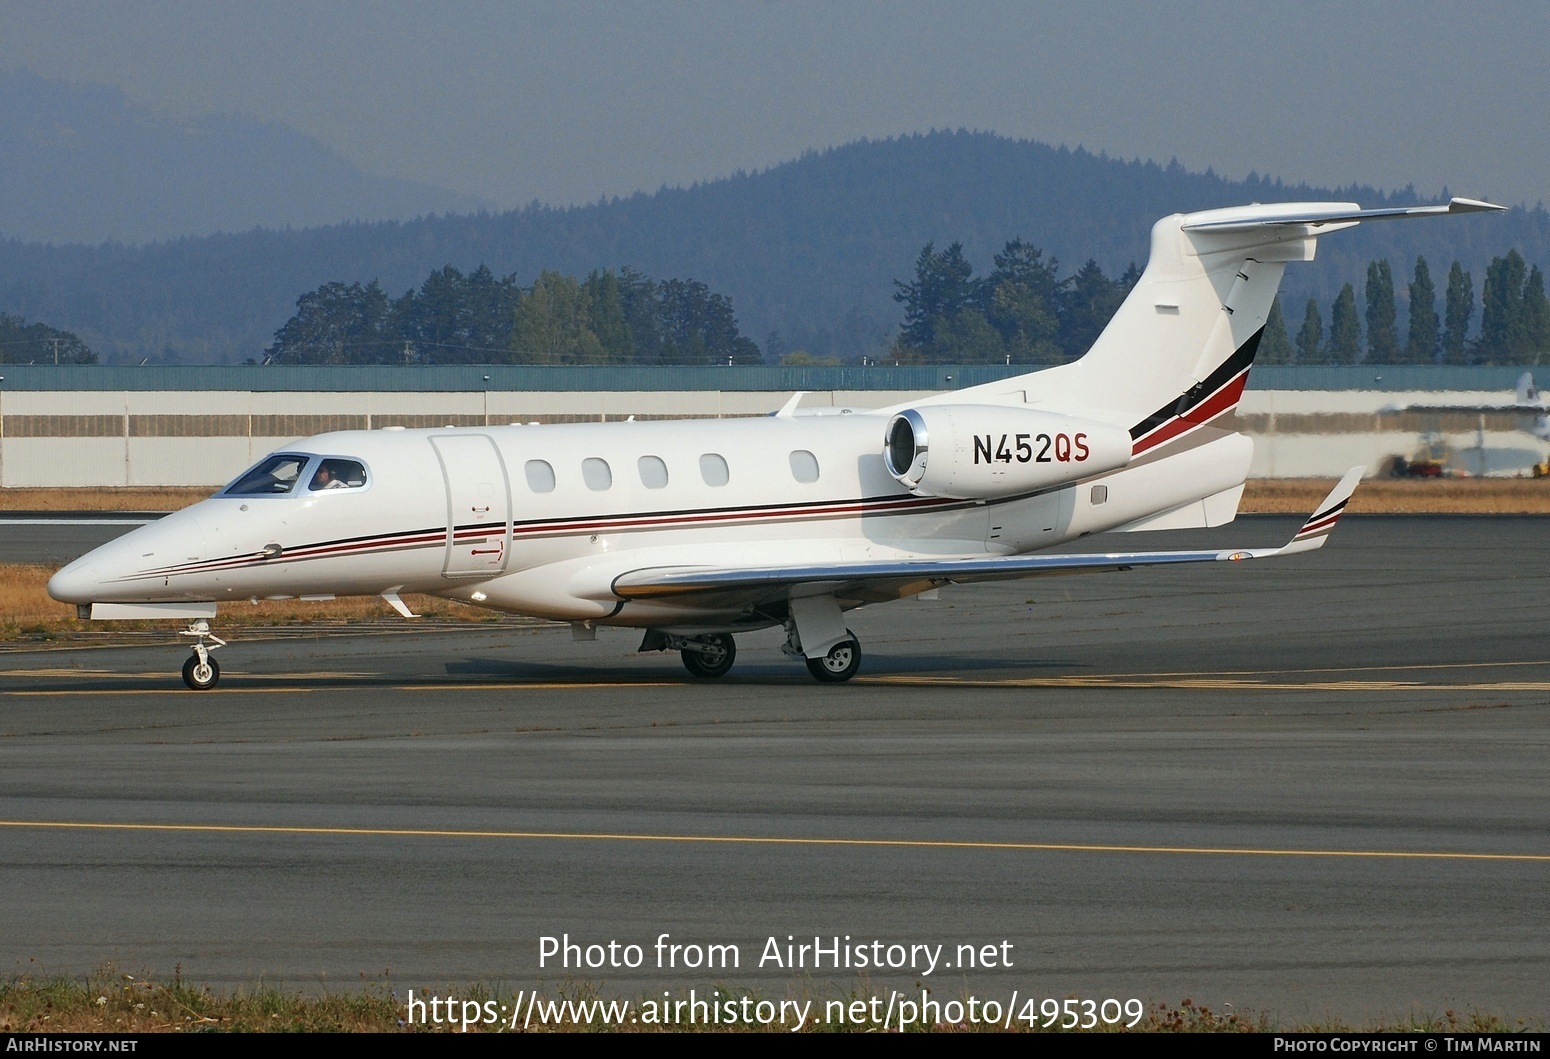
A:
[[182, 654, 220, 690], [805, 637, 861, 683], [680, 634, 736, 678]]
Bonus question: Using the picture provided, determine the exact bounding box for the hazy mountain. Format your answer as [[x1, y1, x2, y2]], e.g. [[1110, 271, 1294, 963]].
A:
[[0, 70, 488, 244], [1, 127, 1544, 363]]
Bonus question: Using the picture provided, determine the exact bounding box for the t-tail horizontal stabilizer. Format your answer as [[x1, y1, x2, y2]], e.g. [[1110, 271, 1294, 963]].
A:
[[1179, 198, 1505, 233]]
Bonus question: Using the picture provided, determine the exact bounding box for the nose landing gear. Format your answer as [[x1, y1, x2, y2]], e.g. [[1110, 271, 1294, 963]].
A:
[[180, 620, 226, 690]]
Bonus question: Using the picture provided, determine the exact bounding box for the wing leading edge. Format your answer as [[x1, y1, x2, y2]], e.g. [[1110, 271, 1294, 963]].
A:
[[611, 468, 1363, 604]]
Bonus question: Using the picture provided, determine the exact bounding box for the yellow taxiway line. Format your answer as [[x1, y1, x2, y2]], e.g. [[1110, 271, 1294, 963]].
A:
[[0, 819, 1544, 863], [7, 656, 1550, 695]]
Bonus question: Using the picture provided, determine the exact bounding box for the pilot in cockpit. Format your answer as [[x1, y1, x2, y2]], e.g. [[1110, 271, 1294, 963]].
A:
[[309, 460, 361, 491]]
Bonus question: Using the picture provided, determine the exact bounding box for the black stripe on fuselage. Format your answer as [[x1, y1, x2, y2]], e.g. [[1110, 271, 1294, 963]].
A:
[[1128, 325, 1264, 442], [115, 491, 989, 582]]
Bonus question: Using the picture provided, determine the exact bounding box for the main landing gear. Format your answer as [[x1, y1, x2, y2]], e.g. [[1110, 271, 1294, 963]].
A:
[[638, 620, 865, 683], [781, 595, 863, 683], [679, 633, 737, 678], [804, 636, 862, 683], [180, 619, 226, 690], [638, 631, 740, 678]]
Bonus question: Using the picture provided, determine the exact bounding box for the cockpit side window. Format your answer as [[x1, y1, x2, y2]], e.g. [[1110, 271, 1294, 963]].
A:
[[309, 458, 368, 491], [224, 454, 311, 496]]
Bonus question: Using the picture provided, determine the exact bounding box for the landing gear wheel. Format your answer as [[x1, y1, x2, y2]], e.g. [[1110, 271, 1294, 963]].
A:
[[806, 636, 861, 683], [680, 634, 736, 678], [182, 654, 220, 690]]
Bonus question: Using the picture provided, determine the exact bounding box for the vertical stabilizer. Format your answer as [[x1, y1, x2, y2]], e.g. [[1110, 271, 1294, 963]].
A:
[[1065, 206, 1329, 434], [939, 198, 1505, 452], [1517, 372, 1538, 404]]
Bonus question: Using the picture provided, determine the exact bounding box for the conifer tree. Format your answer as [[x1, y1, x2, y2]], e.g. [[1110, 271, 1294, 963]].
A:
[[1257, 298, 1294, 364], [1479, 250, 1528, 363], [1443, 262, 1474, 364], [1405, 257, 1439, 363], [1525, 265, 1550, 361], [1328, 284, 1361, 364], [1364, 260, 1399, 363], [1295, 298, 1323, 364]]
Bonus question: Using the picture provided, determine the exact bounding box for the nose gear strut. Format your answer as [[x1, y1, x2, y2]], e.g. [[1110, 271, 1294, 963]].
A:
[[179, 619, 226, 690]]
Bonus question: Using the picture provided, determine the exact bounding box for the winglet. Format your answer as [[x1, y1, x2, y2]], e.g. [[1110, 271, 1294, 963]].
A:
[[1274, 467, 1364, 556]]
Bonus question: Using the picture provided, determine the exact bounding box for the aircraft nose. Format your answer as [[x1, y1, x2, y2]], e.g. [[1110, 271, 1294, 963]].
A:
[[47, 555, 101, 604], [46, 511, 207, 605]]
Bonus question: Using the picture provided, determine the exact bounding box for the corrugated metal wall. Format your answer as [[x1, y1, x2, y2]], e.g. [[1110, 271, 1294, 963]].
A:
[[0, 364, 1541, 393], [2, 366, 1546, 486]]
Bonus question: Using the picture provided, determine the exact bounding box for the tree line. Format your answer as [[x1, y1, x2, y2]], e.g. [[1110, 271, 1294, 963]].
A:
[[0, 312, 95, 364], [264, 265, 762, 365], [1257, 251, 1549, 365], [890, 240, 1549, 367], [889, 240, 1139, 364]]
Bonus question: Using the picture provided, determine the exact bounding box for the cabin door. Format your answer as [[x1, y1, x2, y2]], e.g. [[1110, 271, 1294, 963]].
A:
[[430, 434, 512, 578]]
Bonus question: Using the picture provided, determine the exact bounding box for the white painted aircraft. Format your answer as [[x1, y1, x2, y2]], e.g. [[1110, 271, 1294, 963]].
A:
[[48, 197, 1503, 688], [1382, 371, 1550, 441]]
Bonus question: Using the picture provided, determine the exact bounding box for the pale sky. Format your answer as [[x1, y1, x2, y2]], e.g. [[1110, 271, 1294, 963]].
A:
[[2, 0, 1546, 209]]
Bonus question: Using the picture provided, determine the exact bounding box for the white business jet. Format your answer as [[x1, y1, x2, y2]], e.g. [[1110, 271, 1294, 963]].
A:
[[1382, 371, 1550, 441], [48, 197, 1503, 688]]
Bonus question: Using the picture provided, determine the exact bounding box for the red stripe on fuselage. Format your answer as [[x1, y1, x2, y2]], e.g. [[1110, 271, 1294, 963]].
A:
[[1132, 369, 1250, 456], [114, 492, 975, 583]]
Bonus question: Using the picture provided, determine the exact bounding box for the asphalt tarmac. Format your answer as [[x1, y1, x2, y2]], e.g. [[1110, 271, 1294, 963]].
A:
[[0, 514, 156, 565], [0, 516, 1546, 1026]]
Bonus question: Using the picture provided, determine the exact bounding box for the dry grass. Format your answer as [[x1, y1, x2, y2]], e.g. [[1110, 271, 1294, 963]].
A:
[[0, 563, 504, 641], [0, 972, 1534, 1033], [1241, 477, 1550, 514], [0, 487, 213, 511], [1, 970, 402, 1033]]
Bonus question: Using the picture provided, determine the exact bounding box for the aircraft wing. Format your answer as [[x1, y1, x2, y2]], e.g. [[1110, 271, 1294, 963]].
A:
[[611, 469, 1362, 605]]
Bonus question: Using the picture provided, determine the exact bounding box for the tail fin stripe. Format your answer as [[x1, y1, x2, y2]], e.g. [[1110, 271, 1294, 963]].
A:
[[1131, 369, 1251, 455], [1129, 326, 1264, 447]]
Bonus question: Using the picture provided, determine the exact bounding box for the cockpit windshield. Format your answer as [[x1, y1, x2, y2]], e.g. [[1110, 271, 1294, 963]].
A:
[[224, 454, 311, 496]]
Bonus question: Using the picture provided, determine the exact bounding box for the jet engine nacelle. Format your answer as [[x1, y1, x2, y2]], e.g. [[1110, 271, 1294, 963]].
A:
[[883, 405, 1132, 499]]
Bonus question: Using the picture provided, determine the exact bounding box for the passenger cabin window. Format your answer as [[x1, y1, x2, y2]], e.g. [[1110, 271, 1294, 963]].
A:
[[308, 458, 367, 491], [638, 455, 669, 489], [789, 449, 820, 483], [525, 459, 556, 493], [582, 457, 613, 491], [225, 454, 309, 495], [699, 453, 729, 487]]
